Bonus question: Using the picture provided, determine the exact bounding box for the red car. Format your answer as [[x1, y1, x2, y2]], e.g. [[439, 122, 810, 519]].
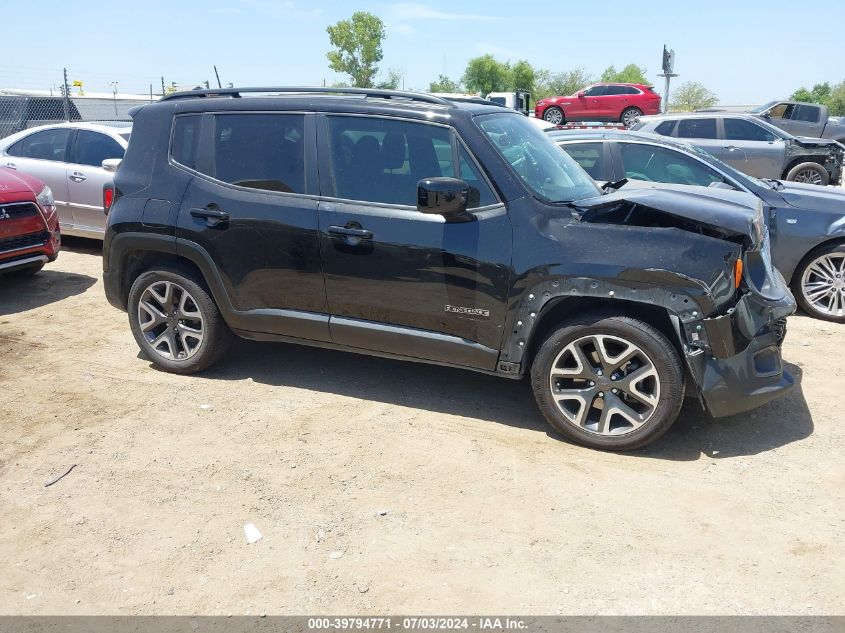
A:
[[535, 83, 661, 127], [0, 168, 60, 276]]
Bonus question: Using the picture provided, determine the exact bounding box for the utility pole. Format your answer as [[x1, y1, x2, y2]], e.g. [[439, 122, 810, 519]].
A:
[[161, 76, 166, 97], [62, 67, 71, 122], [213, 65, 222, 89], [110, 81, 119, 116], [657, 45, 677, 114], [150, 84, 153, 102]]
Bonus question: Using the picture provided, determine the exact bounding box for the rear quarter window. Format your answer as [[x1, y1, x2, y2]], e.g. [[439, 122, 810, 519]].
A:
[[654, 120, 677, 136], [171, 115, 202, 170]]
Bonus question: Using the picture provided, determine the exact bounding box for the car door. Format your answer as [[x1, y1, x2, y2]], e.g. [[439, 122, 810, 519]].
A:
[[722, 118, 785, 179], [557, 141, 613, 181], [580, 85, 610, 120], [316, 114, 512, 370], [788, 104, 825, 138], [2, 127, 72, 231], [174, 111, 330, 342], [66, 129, 127, 235], [602, 86, 629, 120]]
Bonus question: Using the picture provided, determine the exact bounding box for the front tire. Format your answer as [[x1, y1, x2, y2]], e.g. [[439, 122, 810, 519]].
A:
[[543, 106, 564, 125], [786, 162, 829, 186], [791, 242, 845, 322], [128, 268, 233, 374], [530, 313, 684, 451], [620, 107, 643, 127]]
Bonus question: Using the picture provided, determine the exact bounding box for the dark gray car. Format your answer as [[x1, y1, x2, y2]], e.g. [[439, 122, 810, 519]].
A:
[[632, 112, 844, 186], [550, 129, 845, 322]]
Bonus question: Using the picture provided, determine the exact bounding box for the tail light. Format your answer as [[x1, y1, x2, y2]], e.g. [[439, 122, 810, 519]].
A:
[[103, 183, 115, 215]]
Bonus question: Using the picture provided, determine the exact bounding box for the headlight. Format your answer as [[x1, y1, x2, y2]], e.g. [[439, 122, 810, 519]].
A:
[[36, 185, 55, 213], [751, 200, 765, 248]]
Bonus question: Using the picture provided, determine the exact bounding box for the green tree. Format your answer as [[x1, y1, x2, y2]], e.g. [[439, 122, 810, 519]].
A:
[[429, 74, 461, 93], [326, 12, 386, 88], [462, 54, 509, 95], [827, 81, 845, 116], [376, 68, 402, 90], [601, 63, 649, 84], [790, 82, 832, 104], [670, 81, 718, 112], [534, 68, 593, 100], [507, 60, 536, 93]]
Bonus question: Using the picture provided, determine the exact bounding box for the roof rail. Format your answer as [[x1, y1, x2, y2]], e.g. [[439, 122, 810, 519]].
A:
[[159, 86, 453, 106]]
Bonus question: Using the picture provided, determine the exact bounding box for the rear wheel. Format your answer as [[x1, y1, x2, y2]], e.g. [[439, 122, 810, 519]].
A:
[[543, 107, 564, 125], [620, 107, 643, 127], [127, 268, 233, 374], [792, 242, 845, 322], [786, 162, 829, 186], [530, 313, 684, 451]]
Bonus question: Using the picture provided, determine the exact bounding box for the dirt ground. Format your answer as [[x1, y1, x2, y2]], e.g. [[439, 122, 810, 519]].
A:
[[0, 238, 843, 616]]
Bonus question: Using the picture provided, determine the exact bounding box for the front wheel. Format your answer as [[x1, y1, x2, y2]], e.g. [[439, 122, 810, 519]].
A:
[[786, 162, 829, 186], [543, 106, 564, 125], [620, 107, 643, 127], [530, 313, 684, 451], [128, 268, 233, 374], [792, 242, 845, 322]]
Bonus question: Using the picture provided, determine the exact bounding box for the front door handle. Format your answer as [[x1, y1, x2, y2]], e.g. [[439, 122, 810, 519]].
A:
[[69, 171, 87, 182], [190, 206, 230, 227], [328, 225, 373, 240], [5, 162, 15, 170], [725, 145, 741, 151]]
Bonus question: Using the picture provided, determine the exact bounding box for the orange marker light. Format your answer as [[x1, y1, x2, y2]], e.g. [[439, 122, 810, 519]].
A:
[[734, 259, 743, 289]]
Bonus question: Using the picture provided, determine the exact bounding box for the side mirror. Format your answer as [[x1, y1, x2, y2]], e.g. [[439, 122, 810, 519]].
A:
[[102, 158, 122, 172], [576, 91, 585, 98], [417, 177, 469, 218]]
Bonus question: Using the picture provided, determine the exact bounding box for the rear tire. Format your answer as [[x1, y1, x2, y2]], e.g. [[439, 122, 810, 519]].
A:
[[791, 242, 845, 323], [530, 312, 684, 451], [620, 107, 643, 127], [543, 107, 564, 125], [127, 267, 233, 374], [786, 162, 829, 186]]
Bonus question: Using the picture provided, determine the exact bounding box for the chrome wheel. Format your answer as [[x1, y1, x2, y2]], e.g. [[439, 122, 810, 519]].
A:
[[548, 334, 660, 436], [793, 168, 824, 185], [137, 280, 205, 360], [544, 108, 563, 125], [801, 252, 845, 317], [621, 108, 642, 127]]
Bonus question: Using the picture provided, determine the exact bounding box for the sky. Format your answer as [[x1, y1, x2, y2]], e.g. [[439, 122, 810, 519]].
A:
[[3, 0, 843, 104]]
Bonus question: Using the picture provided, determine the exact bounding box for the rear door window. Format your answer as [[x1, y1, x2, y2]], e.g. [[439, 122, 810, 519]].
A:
[[793, 105, 821, 123], [6, 128, 72, 161], [211, 113, 306, 193], [676, 118, 718, 139]]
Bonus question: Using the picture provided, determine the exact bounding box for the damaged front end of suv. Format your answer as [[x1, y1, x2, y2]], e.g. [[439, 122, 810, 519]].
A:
[[503, 185, 796, 419]]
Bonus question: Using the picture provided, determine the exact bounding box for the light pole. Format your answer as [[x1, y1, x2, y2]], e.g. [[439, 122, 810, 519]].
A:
[[657, 45, 677, 114], [110, 81, 119, 117]]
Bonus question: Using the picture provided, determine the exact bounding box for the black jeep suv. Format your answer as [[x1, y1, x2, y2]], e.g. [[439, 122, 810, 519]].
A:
[[103, 87, 796, 450]]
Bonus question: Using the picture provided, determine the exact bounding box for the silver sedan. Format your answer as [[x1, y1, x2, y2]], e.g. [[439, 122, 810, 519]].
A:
[[0, 122, 130, 239]]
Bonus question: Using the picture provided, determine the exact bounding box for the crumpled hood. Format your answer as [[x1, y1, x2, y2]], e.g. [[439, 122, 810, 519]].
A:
[[574, 184, 760, 240], [776, 180, 845, 212], [793, 136, 845, 150]]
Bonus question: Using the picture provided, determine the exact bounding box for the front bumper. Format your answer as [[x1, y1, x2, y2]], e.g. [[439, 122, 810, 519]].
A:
[[689, 279, 796, 418]]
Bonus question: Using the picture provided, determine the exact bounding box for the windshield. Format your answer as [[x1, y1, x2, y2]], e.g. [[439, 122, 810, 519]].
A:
[[748, 101, 778, 114], [476, 112, 601, 203]]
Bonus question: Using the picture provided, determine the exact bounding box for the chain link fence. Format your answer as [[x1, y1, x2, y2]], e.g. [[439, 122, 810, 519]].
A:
[[0, 91, 155, 140]]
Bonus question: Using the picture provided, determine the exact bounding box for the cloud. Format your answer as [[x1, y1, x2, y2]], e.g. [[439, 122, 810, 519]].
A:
[[386, 2, 503, 22], [389, 23, 416, 36]]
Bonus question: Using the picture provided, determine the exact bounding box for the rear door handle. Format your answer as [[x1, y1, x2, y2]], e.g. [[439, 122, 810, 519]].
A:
[[4, 162, 15, 170], [328, 225, 373, 240], [69, 171, 87, 182], [190, 207, 230, 227]]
